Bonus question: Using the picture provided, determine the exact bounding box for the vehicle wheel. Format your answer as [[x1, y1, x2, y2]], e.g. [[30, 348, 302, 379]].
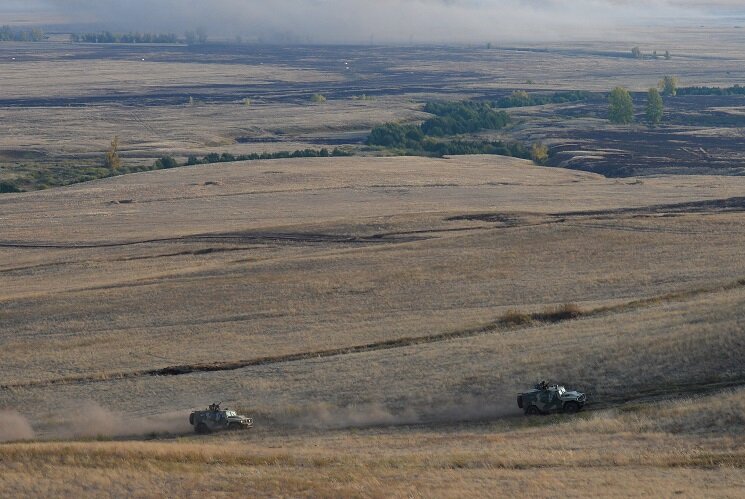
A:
[[195, 423, 210, 434], [228, 423, 240, 431], [525, 405, 540, 416], [563, 402, 580, 414]]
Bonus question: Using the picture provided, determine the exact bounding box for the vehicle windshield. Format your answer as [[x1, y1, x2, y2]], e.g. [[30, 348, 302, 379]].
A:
[[557, 386, 565, 395], [225, 411, 237, 417]]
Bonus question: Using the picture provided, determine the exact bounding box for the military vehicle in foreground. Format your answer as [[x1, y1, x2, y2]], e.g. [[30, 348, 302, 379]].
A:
[[517, 381, 587, 415], [189, 403, 254, 433]]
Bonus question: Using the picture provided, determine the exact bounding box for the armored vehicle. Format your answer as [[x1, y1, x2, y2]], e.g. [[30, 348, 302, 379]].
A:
[[517, 381, 586, 415], [189, 403, 254, 434]]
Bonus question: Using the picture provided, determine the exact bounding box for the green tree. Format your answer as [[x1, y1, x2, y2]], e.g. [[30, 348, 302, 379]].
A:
[[645, 88, 664, 126], [310, 93, 327, 104], [631, 46, 642, 59], [154, 156, 179, 169], [664, 50, 671, 60], [659, 75, 678, 96], [104, 136, 122, 169], [608, 87, 634, 124]]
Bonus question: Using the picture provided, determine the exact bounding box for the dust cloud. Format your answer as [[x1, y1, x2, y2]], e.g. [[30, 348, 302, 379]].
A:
[[53, 402, 191, 439], [290, 395, 520, 430], [0, 410, 36, 442]]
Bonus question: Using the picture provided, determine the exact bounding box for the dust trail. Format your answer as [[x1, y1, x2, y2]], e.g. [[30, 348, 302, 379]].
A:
[[284, 395, 520, 430], [0, 410, 35, 442], [52, 402, 190, 439]]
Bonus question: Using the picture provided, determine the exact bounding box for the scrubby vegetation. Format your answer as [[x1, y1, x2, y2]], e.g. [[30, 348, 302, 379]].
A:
[[0, 181, 22, 193], [0, 26, 44, 42], [71, 32, 179, 44], [367, 100, 529, 159], [676, 84, 745, 96], [420, 101, 510, 135], [531, 142, 550, 164], [1, 148, 352, 193], [495, 90, 591, 108], [184, 148, 351, 166]]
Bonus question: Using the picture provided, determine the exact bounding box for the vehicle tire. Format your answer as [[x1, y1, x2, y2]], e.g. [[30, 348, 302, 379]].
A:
[[195, 423, 210, 434], [563, 402, 580, 414], [525, 405, 540, 416], [228, 423, 240, 431]]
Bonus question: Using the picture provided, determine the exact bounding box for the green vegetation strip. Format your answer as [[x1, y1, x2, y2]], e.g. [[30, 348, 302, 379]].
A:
[[0, 148, 351, 193], [368, 100, 530, 158]]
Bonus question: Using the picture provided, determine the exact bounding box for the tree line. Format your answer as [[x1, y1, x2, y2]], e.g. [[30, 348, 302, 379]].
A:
[[676, 84, 745, 96], [0, 26, 44, 42], [495, 90, 591, 108], [71, 32, 180, 44], [71, 29, 208, 45]]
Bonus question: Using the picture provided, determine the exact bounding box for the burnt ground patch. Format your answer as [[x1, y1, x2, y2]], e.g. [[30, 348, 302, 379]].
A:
[[546, 94, 745, 177]]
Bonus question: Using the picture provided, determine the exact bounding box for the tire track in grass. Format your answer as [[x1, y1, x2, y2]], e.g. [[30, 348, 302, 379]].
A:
[[3, 277, 745, 391]]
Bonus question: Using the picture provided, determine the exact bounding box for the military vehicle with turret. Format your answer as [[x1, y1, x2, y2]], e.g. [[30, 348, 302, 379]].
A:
[[189, 403, 254, 434], [517, 381, 586, 415]]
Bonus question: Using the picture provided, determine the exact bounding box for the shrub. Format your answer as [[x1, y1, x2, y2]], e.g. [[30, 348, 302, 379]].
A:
[[0, 181, 22, 193], [154, 156, 179, 169], [531, 143, 549, 164], [536, 303, 583, 322], [310, 94, 327, 104], [501, 310, 533, 326]]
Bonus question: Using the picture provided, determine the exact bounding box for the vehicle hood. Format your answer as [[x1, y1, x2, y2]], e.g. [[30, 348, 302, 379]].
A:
[[227, 416, 251, 423]]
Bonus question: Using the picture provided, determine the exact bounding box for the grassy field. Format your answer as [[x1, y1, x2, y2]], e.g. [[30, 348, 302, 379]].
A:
[[2, 24, 745, 497], [1, 155, 744, 496], [2, 389, 744, 497]]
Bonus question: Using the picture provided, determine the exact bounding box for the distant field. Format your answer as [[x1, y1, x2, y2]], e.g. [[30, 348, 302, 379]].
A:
[[3, 28, 745, 191]]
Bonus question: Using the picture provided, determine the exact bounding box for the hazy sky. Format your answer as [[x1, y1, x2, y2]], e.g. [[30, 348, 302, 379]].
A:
[[5, 1, 744, 43]]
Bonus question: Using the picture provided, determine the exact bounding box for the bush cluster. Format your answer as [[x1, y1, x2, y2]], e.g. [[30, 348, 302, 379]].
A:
[[495, 91, 591, 108], [183, 148, 350, 167], [367, 100, 530, 159], [421, 101, 510, 136], [676, 84, 745, 96], [0, 181, 22, 193]]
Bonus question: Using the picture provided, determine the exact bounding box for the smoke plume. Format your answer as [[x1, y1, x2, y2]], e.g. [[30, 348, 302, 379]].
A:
[[31, 1, 745, 44]]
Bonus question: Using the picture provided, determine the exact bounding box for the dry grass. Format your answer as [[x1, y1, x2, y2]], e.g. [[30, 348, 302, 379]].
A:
[[0, 159, 743, 449], [2, 389, 745, 497]]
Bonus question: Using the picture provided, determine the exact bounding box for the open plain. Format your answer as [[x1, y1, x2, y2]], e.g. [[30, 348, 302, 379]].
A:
[[2, 155, 745, 496], [2, 23, 745, 498]]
